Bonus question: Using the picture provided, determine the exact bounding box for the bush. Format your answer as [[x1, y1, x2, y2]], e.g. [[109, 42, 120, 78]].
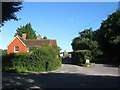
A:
[[2, 45, 62, 73], [47, 58, 62, 71], [72, 50, 91, 65], [14, 68, 28, 73], [2, 53, 29, 73], [28, 45, 61, 71], [2, 50, 7, 56]]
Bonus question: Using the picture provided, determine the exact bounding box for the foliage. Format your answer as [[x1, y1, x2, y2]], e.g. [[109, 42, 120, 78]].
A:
[[2, 45, 62, 73], [71, 37, 90, 50], [96, 10, 120, 63], [2, 50, 7, 56], [43, 36, 47, 39], [71, 10, 120, 64], [72, 50, 92, 65], [79, 28, 94, 40], [2, 53, 29, 73], [14, 23, 36, 39], [1, 2, 22, 26], [28, 47, 53, 71], [28, 44, 61, 71], [97, 10, 120, 54], [14, 68, 28, 73], [71, 28, 102, 60]]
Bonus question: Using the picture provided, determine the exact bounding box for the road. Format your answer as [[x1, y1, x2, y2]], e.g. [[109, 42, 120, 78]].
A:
[[52, 63, 119, 76], [2, 59, 120, 89]]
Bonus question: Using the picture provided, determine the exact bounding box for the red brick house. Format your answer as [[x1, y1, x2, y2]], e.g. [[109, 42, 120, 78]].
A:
[[7, 33, 57, 54]]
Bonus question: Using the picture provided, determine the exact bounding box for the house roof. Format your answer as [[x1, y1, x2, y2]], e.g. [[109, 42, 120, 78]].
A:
[[8, 35, 57, 48], [22, 39, 56, 48]]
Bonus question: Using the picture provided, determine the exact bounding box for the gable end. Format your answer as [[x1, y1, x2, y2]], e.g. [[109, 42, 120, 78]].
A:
[[8, 36, 26, 47]]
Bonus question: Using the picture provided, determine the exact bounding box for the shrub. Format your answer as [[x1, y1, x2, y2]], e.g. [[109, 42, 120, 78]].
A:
[[2, 53, 29, 72], [2, 45, 62, 73], [28, 45, 61, 71], [14, 68, 28, 73], [2, 50, 7, 56], [72, 50, 91, 65], [47, 58, 62, 71]]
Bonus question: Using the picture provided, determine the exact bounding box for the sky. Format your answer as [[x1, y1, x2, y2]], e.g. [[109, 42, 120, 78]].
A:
[[1, 2, 119, 52]]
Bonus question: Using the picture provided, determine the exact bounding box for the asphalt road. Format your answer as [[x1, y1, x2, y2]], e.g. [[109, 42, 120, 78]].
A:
[[53, 63, 119, 76], [2, 60, 120, 89]]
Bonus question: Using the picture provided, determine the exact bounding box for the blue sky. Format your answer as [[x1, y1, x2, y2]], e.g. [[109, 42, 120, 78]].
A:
[[1, 2, 118, 52]]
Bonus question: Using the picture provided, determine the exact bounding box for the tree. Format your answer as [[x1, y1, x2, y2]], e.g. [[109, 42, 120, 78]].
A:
[[71, 28, 102, 59], [14, 23, 36, 39], [79, 28, 94, 40], [72, 28, 94, 51], [97, 10, 120, 54], [1, 2, 22, 26], [43, 36, 47, 39], [96, 10, 120, 62], [71, 37, 90, 51]]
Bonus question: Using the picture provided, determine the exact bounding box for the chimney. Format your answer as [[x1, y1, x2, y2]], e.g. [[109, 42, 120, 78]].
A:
[[22, 33, 26, 40], [36, 35, 41, 40]]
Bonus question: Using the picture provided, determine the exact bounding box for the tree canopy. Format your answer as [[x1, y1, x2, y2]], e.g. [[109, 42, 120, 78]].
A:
[[14, 23, 36, 39], [97, 10, 120, 57], [71, 28, 102, 59], [43, 36, 47, 39], [79, 28, 94, 40], [72, 10, 120, 63], [1, 2, 22, 26]]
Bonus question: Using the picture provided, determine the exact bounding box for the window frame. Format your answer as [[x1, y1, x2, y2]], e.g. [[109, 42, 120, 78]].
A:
[[14, 46, 19, 52]]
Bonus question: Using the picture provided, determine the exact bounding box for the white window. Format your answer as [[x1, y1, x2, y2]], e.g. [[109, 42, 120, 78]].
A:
[[14, 46, 19, 52], [27, 48, 29, 52]]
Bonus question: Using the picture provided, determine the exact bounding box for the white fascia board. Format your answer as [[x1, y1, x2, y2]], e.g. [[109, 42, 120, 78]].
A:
[[7, 36, 26, 48]]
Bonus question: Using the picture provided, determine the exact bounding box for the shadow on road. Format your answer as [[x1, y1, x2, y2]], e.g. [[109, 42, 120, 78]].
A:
[[62, 57, 74, 65], [93, 59, 119, 68], [2, 58, 119, 89], [2, 72, 119, 90]]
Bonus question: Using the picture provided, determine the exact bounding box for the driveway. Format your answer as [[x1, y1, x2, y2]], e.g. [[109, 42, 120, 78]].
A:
[[52, 63, 119, 76], [2, 58, 119, 89]]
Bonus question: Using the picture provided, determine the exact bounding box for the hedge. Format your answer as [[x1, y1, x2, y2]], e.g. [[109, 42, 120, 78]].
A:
[[2, 45, 62, 73], [2, 53, 29, 73], [72, 50, 92, 65]]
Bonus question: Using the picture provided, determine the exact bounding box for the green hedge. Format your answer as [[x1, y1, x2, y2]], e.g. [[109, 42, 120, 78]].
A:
[[2, 45, 62, 73], [72, 50, 91, 65], [2, 53, 29, 73]]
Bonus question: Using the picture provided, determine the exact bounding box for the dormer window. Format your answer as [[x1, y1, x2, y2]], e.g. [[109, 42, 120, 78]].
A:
[[14, 46, 19, 52]]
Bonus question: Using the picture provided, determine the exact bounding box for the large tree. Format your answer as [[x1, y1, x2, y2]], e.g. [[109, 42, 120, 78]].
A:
[[14, 23, 36, 39], [71, 28, 102, 59], [1, 2, 22, 26], [96, 10, 120, 62], [79, 28, 94, 40]]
